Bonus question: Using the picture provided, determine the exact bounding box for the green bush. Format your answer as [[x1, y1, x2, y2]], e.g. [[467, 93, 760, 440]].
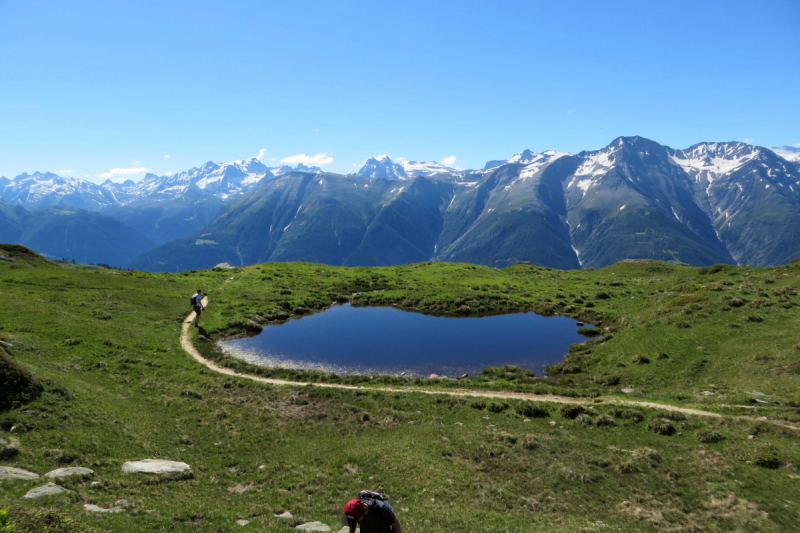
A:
[[515, 402, 549, 418], [632, 354, 650, 364], [487, 402, 510, 413], [695, 430, 724, 443], [753, 445, 782, 469], [595, 414, 616, 427], [621, 410, 644, 422], [647, 418, 676, 436], [560, 404, 586, 419], [0, 347, 43, 411], [470, 401, 486, 410]]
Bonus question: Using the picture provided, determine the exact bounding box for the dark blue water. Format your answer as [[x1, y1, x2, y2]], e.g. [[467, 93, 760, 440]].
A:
[[219, 303, 591, 378]]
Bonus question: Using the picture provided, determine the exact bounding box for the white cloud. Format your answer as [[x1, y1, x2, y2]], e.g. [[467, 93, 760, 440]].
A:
[[271, 158, 277, 161], [395, 157, 405, 162], [97, 167, 150, 179], [794, 143, 800, 148], [165, 172, 174, 176], [255, 148, 267, 160], [84, 174, 89, 178], [164, 155, 170, 159], [352, 163, 359, 167], [281, 153, 334, 166], [743, 138, 753, 143], [131, 160, 141, 164], [59, 169, 74, 174], [441, 156, 457, 167]]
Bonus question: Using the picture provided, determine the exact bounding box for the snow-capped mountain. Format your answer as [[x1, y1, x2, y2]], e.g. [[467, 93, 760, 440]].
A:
[[0, 172, 117, 210], [357, 155, 461, 180], [769, 146, 800, 163], [0, 159, 323, 210], [358, 155, 408, 180], [101, 158, 322, 204]]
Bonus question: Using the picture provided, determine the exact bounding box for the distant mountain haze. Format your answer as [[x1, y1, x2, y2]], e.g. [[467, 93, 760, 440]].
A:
[[0, 199, 154, 266], [2, 137, 800, 271]]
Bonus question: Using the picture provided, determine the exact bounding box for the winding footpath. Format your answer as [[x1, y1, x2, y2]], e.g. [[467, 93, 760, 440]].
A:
[[182, 298, 799, 428]]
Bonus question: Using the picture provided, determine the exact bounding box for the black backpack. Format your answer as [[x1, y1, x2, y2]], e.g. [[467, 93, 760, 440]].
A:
[[191, 295, 200, 306], [359, 490, 388, 503]]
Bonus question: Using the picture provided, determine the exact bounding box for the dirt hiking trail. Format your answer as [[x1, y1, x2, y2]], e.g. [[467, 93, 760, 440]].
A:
[[182, 298, 799, 428]]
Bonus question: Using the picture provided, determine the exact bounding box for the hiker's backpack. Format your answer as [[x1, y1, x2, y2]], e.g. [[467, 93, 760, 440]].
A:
[[191, 295, 199, 306], [359, 490, 393, 513], [359, 490, 388, 503]]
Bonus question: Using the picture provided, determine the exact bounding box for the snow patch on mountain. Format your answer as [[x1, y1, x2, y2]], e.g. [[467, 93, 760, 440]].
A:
[[769, 146, 800, 163]]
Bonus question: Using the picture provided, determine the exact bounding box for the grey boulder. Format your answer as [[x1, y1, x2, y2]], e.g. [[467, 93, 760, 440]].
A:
[[0, 466, 39, 480], [121, 459, 191, 474], [275, 511, 294, 519], [295, 522, 331, 531], [23, 483, 67, 499], [46, 467, 94, 479], [83, 504, 123, 513]]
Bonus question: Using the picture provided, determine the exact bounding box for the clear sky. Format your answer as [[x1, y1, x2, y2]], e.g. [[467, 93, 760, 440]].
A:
[[1, 0, 798, 182]]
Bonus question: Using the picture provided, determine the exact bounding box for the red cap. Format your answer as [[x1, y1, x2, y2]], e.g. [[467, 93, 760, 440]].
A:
[[343, 499, 364, 518]]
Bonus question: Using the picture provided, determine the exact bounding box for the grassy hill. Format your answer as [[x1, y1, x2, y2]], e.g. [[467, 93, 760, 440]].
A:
[[1, 244, 799, 532]]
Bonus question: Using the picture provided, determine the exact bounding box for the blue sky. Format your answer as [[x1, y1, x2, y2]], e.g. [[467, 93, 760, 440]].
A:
[[1, 0, 798, 182]]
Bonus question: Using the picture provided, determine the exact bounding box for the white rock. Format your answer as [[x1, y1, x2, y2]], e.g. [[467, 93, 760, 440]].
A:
[[46, 467, 94, 478], [23, 483, 67, 499], [621, 388, 635, 394], [701, 391, 715, 396], [295, 522, 331, 531], [214, 262, 235, 269], [275, 511, 294, 518], [0, 466, 39, 480], [121, 459, 191, 474], [83, 504, 123, 513], [236, 519, 250, 526], [116, 499, 130, 506]]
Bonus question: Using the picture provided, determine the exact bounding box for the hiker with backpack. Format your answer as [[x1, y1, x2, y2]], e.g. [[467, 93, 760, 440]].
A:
[[342, 490, 401, 533], [191, 289, 205, 327]]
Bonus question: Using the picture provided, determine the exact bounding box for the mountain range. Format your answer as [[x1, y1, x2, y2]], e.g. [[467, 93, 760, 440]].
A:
[[2, 138, 800, 271]]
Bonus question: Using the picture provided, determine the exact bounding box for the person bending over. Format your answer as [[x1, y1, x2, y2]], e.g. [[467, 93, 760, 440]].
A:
[[342, 497, 401, 533]]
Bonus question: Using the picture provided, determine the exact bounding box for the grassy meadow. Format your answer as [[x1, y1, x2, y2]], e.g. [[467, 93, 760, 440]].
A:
[[1, 244, 800, 532]]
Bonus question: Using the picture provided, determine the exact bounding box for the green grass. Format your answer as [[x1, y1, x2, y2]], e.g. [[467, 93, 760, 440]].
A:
[[1, 245, 800, 532]]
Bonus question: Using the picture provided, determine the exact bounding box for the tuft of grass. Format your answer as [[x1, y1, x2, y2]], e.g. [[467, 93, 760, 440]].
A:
[[560, 404, 586, 419], [647, 418, 676, 436]]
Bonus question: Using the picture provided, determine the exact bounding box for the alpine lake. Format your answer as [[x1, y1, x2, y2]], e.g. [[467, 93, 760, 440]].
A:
[[219, 303, 595, 378]]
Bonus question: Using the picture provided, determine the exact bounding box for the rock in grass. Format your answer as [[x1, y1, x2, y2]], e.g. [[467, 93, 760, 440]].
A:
[[23, 483, 67, 499], [121, 459, 191, 474], [0, 444, 19, 459], [295, 522, 331, 531], [83, 503, 123, 513], [236, 519, 250, 526], [275, 511, 294, 518], [0, 466, 39, 480], [46, 467, 94, 479]]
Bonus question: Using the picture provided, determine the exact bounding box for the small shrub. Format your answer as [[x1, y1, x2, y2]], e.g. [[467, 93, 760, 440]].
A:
[[488, 402, 509, 413], [470, 401, 486, 410], [515, 402, 549, 418], [595, 374, 621, 386], [595, 414, 616, 427], [647, 418, 676, 436], [753, 445, 782, 469], [632, 354, 650, 364], [656, 352, 669, 360], [695, 430, 724, 443], [521, 437, 540, 451], [560, 404, 586, 419], [661, 411, 686, 422], [741, 315, 764, 323], [674, 321, 691, 329], [279, 289, 293, 295], [621, 410, 644, 422], [595, 292, 611, 300], [496, 432, 517, 445], [730, 297, 748, 307], [576, 413, 593, 426], [633, 447, 662, 465]]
